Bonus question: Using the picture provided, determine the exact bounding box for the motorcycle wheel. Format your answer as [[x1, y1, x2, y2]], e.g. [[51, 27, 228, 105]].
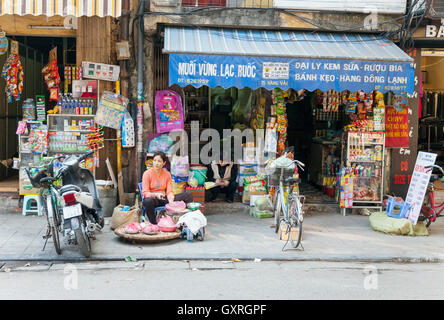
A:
[[74, 217, 91, 258]]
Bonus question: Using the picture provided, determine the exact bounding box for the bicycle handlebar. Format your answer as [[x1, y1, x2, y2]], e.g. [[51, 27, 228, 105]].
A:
[[425, 164, 444, 175], [78, 150, 94, 163]]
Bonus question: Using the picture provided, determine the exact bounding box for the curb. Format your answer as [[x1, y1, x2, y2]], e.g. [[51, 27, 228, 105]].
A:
[[0, 255, 442, 263]]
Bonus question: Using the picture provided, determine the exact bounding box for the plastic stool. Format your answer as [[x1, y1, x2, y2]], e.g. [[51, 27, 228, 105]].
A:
[[22, 195, 42, 217], [154, 206, 166, 218]]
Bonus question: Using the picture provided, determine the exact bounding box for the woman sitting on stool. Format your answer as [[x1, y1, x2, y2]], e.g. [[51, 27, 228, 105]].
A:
[[142, 151, 193, 224], [206, 159, 238, 203]]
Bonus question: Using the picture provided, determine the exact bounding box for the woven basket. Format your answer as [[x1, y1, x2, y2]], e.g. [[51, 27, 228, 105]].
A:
[[266, 167, 294, 188], [114, 227, 181, 243]]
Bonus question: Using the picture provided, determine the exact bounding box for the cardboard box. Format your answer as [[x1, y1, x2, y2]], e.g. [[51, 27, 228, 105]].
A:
[[242, 190, 267, 204], [278, 223, 303, 241]]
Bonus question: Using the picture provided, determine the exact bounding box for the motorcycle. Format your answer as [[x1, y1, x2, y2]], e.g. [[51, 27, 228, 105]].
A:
[[26, 151, 103, 258], [57, 151, 103, 257]]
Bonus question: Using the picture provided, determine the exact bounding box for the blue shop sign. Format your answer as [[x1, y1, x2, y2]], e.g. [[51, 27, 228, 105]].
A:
[[169, 53, 414, 94]]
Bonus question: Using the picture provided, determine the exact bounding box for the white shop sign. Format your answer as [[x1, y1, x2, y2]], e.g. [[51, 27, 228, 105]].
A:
[[405, 152, 437, 225], [426, 24, 444, 38]]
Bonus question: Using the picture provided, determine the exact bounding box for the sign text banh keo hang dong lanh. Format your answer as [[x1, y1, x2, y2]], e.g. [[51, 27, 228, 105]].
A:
[[169, 54, 415, 94]]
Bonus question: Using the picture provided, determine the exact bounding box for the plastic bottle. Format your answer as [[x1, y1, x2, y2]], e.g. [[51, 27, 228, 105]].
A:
[[75, 99, 80, 115], [57, 95, 62, 114], [89, 100, 94, 115]]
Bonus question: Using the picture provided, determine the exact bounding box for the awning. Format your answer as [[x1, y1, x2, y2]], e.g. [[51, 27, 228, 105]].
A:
[[0, 0, 121, 17], [164, 27, 415, 94]]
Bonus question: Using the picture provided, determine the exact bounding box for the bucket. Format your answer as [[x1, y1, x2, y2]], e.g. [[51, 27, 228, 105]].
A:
[[190, 167, 207, 186]]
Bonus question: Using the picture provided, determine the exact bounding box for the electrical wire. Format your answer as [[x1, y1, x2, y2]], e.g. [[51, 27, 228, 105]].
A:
[[154, 13, 397, 44], [421, 58, 444, 69]]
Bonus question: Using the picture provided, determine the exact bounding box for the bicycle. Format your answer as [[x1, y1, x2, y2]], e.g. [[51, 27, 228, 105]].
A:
[[420, 164, 444, 227], [25, 156, 65, 254], [267, 158, 305, 250]]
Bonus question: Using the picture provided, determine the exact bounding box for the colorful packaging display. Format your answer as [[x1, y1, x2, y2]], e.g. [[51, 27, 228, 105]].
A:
[[28, 124, 48, 154], [0, 31, 8, 56], [2, 52, 24, 103], [42, 47, 60, 101], [122, 111, 135, 148], [155, 90, 184, 133], [94, 91, 128, 130], [35, 95, 46, 122], [339, 169, 354, 209]]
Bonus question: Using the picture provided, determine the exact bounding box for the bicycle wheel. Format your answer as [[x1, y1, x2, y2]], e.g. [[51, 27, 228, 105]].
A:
[[41, 189, 61, 255], [274, 191, 284, 234], [421, 193, 435, 228], [288, 197, 303, 248]]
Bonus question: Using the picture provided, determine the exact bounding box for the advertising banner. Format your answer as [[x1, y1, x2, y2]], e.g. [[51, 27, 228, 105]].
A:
[[385, 106, 409, 147], [155, 90, 184, 133], [169, 53, 415, 94]]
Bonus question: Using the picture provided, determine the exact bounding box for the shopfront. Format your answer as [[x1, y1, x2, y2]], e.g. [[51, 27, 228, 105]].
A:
[[0, 1, 122, 204], [149, 26, 415, 211]]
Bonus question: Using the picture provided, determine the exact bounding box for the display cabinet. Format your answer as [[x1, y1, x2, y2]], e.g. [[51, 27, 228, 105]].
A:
[[47, 114, 95, 155], [341, 131, 385, 215], [18, 121, 45, 195]]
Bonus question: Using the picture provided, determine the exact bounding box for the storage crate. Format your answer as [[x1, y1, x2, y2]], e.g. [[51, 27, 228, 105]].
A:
[[386, 197, 411, 219], [186, 186, 205, 214]]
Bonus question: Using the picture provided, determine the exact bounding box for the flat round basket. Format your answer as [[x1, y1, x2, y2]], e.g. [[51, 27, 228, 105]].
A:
[[114, 227, 181, 243]]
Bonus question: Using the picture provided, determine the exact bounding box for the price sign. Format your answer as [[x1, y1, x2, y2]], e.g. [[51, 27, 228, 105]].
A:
[[405, 152, 437, 225]]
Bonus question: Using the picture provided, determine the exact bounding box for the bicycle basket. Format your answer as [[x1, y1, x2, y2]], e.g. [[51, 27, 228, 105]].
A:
[[25, 168, 48, 188], [266, 167, 294, 188]]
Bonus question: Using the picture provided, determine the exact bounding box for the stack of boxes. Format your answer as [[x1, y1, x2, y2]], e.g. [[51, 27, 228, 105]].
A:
[[186, 186, 205, 214]]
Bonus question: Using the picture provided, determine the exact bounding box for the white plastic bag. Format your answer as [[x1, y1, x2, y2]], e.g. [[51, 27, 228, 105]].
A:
[[122, 111, 135, 148], [171, 155, 189, 177]]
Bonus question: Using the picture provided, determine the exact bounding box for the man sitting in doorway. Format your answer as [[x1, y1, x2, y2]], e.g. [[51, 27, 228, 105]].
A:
[[206, 156, 238, 203]]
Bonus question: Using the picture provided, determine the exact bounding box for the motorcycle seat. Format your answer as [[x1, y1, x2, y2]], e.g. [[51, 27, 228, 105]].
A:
[[60, 185, 82, 194]]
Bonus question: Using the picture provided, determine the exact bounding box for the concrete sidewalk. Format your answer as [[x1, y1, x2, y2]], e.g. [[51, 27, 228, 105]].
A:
[[1, 202, 444, 262]]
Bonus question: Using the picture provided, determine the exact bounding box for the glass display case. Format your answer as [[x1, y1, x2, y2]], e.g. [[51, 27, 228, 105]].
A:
[[18, 121, 46, 195], [341, 131, 385, 214], [47, 114, 95, 155]]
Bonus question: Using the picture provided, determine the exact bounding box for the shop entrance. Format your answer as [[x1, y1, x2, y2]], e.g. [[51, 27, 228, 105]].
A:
[[0, 36, 76, 192], [419, 48, 444, 165]]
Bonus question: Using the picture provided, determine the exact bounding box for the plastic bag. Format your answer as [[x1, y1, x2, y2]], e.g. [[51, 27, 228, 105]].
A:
[[171, 155, 189, 177], [148, 134, 174, 154], [122, 111, 135, 148], [188, 171, 198, 187]]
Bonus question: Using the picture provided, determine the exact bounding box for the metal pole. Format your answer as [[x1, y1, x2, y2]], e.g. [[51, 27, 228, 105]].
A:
[[136, 0, 146, 186]]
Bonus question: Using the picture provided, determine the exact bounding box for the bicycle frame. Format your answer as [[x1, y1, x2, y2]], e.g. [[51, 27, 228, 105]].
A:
[[275, 166, 304, 224], [421, 184, 444, 218], [41, 182, 61, 227]]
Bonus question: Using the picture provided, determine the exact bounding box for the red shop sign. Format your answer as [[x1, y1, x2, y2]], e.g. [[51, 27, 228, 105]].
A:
[[385, 106, 409, 148]]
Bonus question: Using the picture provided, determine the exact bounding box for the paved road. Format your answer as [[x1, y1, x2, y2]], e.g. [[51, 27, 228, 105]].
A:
[[1, 260, 443, 300]]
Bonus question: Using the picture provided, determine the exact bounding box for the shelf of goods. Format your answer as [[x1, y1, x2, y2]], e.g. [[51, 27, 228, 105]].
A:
[[47, 114, 95, 154], [342, 131, 385, 211], [18, 121, 46, 195]]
